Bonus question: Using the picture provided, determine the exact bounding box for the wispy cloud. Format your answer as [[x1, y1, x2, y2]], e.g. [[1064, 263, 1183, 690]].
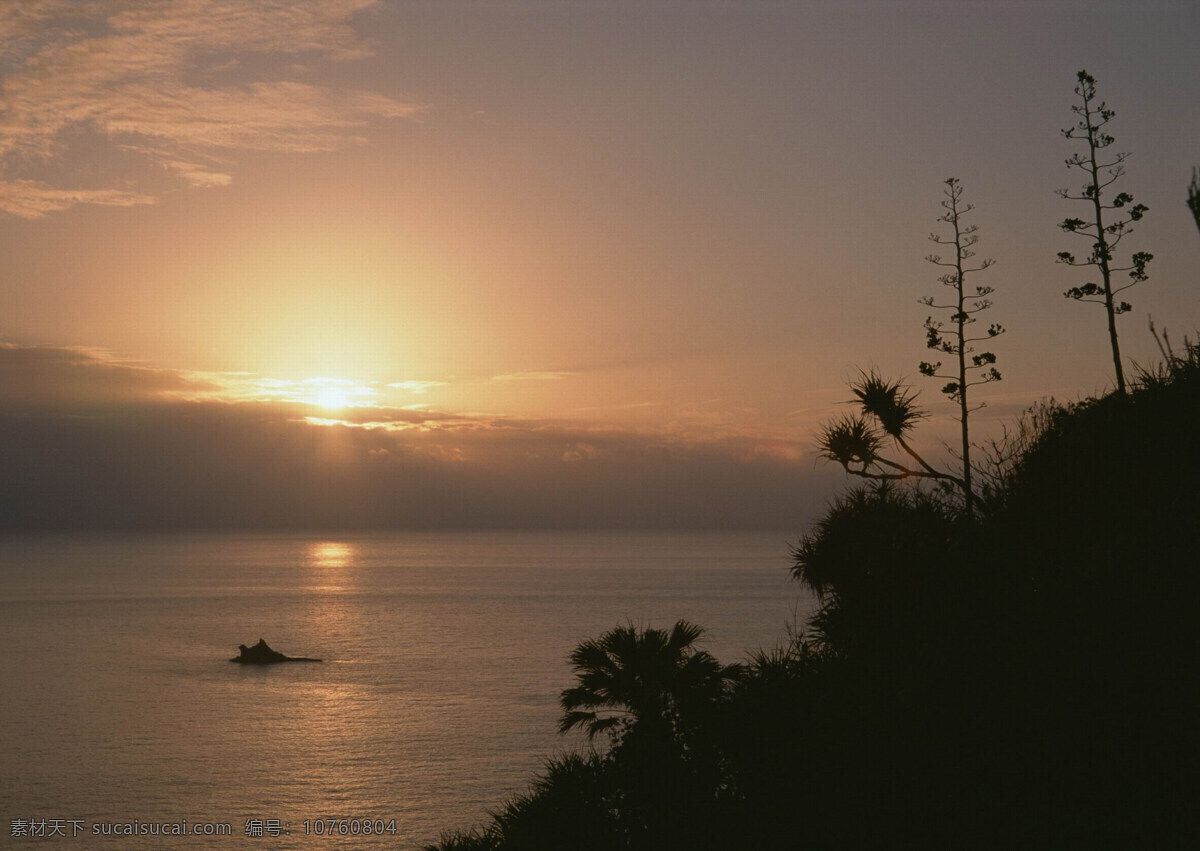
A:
[[490, 370, 575, 382], [0, 0, 423, 217], [0, 179, 155, 217], [568, 401, 664, 413], [387, 380, 449, 394]]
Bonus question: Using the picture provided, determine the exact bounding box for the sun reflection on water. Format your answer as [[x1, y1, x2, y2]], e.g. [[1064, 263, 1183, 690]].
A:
[[303, 541, 361, 598], [307, 541, 356, 569]]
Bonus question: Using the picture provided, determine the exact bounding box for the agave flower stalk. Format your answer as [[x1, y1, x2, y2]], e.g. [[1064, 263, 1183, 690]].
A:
[[919, 177, 1004, 520], [1057, 70, 1152, 397]]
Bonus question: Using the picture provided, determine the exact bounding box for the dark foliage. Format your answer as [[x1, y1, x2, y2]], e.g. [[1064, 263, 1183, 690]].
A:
[[790, 483, 968, 654], [558, 620, 742, 746], [426, 754, 619, 851], [979, 342, 1200, 846], [431, 347, 1200, 849]]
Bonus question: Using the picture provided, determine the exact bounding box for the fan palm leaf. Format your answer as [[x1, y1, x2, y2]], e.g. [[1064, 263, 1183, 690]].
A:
[[558, 620, 740, 743]]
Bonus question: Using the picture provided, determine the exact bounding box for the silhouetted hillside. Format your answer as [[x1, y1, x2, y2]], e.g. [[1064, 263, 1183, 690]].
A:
[[428, 345, 1200, 849], [981, 347, 1200, 845]]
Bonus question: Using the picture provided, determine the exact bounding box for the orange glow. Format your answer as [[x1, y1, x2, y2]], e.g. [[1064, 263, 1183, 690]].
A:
[[307, 541, 356, 569]]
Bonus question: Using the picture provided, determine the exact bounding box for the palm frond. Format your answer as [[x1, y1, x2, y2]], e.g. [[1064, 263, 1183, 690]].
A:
[[558, 620, 733, 746]]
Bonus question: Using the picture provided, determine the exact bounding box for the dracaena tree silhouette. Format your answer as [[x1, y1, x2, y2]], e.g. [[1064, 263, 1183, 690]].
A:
[[1057, 70, 1152, 397], [919, 178, 1003, 521], [818, 371, 962, 492]]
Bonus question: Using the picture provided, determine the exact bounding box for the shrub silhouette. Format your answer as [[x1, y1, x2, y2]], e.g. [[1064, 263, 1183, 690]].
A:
[[427, 754, 619, 851], [790, 482, 966, 656]]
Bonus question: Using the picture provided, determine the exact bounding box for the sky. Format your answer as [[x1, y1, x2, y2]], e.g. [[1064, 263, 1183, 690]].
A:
[[1, 0, 1198, 530]]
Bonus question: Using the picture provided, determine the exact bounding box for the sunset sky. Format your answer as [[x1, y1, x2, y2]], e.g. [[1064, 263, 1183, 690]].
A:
[[1, 0, 1197, 529]]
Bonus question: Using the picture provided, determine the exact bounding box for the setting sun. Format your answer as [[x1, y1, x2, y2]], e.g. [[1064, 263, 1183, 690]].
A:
[[314, 386, 350, 410]]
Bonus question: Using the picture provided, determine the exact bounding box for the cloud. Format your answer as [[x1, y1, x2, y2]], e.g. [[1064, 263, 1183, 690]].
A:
[[0, 344, 842, 530], [0, 342, 218, 407], [0, 179, 156, 218], [491, 371, 575, 382], [0, 0, 423, 217], [387, 380, 449, 394]]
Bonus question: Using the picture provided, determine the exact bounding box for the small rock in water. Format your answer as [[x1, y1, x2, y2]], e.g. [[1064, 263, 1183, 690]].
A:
[[230, 638, 322, 664]]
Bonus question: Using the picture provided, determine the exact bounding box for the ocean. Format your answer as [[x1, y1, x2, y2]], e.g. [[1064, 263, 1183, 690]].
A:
[[0, 532, 815, 848]]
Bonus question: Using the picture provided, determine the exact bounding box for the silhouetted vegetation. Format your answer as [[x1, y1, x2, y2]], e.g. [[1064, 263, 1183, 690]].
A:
[[919, 177, 1003, 520], [817, 370, 962, 491], [558, 620, 742, 745], [1057, 69, 1152, 396], [1189, 167, 1200, 238], [429, 343, 1200, 849], [427, 70, 1194, 851]]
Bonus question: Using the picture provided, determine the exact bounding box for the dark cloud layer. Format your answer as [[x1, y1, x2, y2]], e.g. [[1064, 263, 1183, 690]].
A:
[[0, 343, 217, 407], [0, 345, 841, 531]]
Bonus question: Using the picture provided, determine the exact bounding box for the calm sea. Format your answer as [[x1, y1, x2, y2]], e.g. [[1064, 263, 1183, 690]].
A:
[[0, 532, 814, 848]]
